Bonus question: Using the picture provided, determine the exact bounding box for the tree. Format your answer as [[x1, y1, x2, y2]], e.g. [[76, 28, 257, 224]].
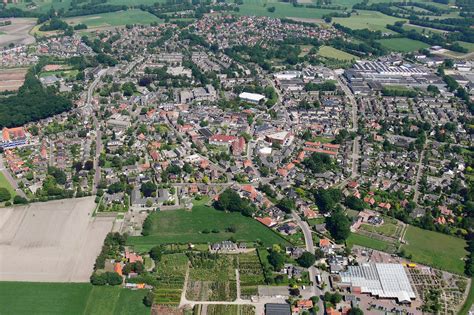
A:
[[105, 271, 123, 285], [345, 196, 365, 211], [277, 197, 295, 213], [326, 210, 351, 243], [349, 307, 364, 315], [0, 188, 11, 202], [143, 290, 154, 307], [297, 252, 316, 268], [268, 250, 285, 271], [13, 195, 28, 204], [90, 272, 107, 285], [140, 181, 157, 197], [149, 245, 163, 261]]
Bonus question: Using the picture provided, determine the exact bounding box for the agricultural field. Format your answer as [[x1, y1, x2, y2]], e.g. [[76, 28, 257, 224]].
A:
[[64, 10, 162, 29], [186, 253, 237, 301], [0, 282, 149, 315], [317, 45, 357, 61], [377, 37, 430, 52], [206, 304, 256, 315], [403, 23, 448, 35], [0, 18, 36, 48], [127, 204, 289, 251], [152, 253, 188, 306], [346, 232, 394, 252], [238, 252, 266, 298], [0, 68, 28, 92], [401, 226, 467, 275], [333, 10, 406, 33], [232, 0, 344, 19]]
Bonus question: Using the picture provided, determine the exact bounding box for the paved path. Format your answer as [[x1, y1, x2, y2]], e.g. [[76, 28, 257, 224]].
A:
[[413, 144, 426, 204], [292, 211, 324, 314]]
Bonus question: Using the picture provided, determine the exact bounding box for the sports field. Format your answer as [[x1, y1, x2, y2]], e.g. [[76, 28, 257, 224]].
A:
[[0, 282, 149, 315], [65, 10, 161, 29], [401, 226, 467, 275], [318, 45, 357, 60], [127, 204, 290, 251], [377, 37, 430, 52], [333, 10, 405, 33]]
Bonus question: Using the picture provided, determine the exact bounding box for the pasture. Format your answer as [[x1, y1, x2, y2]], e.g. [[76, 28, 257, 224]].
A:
[[318, 45, 357, 60], [65, 10, 162, 29], [232, 0, 344, 19], [377, 37, 430, 52], [0, 282, 149, 315], [401, 226, 467, 275], [346, 233, 393, 252], [333, 10, 405, 33], [127, 204, 289, 251]]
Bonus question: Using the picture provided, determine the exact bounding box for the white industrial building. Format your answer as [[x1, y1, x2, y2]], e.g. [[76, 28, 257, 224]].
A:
[[339, 263, 416, 304], [239, 92, 265, 104]]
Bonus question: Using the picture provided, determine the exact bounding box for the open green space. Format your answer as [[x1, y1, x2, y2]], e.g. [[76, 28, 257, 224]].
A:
[[0, 282, 149, 315], [346, 232, 393, 252], [317, 45, 357, 61], [459, 280, 474, 315], [456, 41, 474, 53], [127, 204, 289, 251], [403, 23, 448, 35], [377, 37, 430, 52], [39, 69, 79, 79], [64, 9, 162, 28], [231, 0, 343, 19], [333, 10, 405, 33], [0, 172, 16, 201], [401, 226, 467, 275]]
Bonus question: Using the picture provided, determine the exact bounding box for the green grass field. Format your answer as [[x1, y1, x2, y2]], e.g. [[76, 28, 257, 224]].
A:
[[0, 282, 149, 315], [0, 172, 16, 201], [334, 10, 405, 33], [346, 233, 393, 252], [232, 0, 343, 19], [65, 9, 162, 28], [377, 37, 430, 52], [318, 45, 357, 60], [127, 204, 289, 251], [456, 41, 474, 53], [401, 226, 467, 275]]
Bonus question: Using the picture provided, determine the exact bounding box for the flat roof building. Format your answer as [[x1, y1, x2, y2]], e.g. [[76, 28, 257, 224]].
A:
[[239, 92, 265, 104]]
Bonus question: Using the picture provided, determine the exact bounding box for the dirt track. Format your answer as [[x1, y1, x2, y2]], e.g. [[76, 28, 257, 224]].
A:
[[0, 197, 114, 282]]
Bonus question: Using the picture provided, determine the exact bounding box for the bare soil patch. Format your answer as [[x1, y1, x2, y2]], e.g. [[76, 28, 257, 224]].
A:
[[0, 197, 115, 282]]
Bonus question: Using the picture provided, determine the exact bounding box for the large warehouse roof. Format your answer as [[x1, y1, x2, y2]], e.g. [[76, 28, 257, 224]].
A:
[[340, 263, 416, 303], [239, 92, 265, 102]]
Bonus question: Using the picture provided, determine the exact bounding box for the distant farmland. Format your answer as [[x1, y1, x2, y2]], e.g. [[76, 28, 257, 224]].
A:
[[0, 68, 28, 92]]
